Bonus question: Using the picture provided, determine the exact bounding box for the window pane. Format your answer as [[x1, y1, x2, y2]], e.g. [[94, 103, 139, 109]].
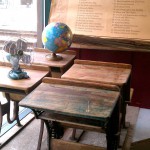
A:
[[0, 0, 37, 49]]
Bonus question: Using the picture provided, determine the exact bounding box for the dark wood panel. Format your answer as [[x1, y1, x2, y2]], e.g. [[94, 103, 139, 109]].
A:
[[131, 52, 150, 108], [78, 49, 133, 64]]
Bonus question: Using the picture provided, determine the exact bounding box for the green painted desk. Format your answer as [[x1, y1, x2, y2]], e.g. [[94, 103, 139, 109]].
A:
[[20, 77, 120, 150]]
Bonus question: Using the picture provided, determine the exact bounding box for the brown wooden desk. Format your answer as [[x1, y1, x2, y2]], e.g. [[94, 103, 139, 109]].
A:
[[62, 59, 132, 128], [33, 48, 76, 78], [20, 77, 120, 150], [0, 63, 50, 143]]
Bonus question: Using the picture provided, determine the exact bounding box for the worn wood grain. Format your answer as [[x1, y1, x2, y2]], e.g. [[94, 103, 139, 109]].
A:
[[33, 48, 76, 68], [42, 77, 119, 91], [0, 65, 49, 93], [20, 78, 120, 120], [62, 59, 131, 86], [51, 139, 106, 150], [75, 59, 131, 69]]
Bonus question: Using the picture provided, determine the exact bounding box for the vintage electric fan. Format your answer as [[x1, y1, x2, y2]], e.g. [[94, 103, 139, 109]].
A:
[[3, 38, 32, 80]]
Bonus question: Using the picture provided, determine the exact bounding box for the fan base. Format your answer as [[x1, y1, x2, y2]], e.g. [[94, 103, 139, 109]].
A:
[[8, 69, 29, 80], [45, 53, 63, 61]]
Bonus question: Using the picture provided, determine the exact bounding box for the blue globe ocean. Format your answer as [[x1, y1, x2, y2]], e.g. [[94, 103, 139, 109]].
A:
[[42, 22, 73, 53]]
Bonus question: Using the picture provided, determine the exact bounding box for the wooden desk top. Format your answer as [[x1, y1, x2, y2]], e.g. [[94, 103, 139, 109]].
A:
[[0, 64, 49, 93], [20, 78, 120, 121], [33, 48, 76, 68], [62, 59, 132, 86]]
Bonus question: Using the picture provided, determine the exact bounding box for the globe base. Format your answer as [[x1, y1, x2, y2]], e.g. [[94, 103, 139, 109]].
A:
[[45, 53, 63, 61]]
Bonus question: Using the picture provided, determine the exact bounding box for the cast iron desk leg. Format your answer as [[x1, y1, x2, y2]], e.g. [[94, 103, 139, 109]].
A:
[[0, 101, 8, 138], [122, 77, 131, 128], [106, 100, 120, 150], [43, 120, 64, 150], [4, 93, 22, 126], [37, 120, 44, 150], [0, 92, 22, 145], [44, 120, 52, 150]]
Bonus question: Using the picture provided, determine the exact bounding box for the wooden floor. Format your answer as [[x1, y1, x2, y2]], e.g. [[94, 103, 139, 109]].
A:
[[0, 106, 140, 150]]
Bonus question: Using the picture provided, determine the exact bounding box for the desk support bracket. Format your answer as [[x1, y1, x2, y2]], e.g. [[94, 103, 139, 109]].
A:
[[0, 93, 22, 138]]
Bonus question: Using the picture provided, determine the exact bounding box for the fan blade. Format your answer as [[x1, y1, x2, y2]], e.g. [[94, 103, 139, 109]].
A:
[[21, 53, 31, 64], [4, 41, 17, 54], [16, 39, 27, 50]]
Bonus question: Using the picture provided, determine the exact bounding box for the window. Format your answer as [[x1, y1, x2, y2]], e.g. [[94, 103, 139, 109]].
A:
[[0, 0, 44, 49], [0, 0, 45, 144]]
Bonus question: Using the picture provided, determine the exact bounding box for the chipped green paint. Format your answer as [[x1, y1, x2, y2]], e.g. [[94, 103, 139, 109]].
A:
[[20, 82, 119, 122]]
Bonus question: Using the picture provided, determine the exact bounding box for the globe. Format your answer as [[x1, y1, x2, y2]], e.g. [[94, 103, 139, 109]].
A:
[[42, 22, 73, 60]]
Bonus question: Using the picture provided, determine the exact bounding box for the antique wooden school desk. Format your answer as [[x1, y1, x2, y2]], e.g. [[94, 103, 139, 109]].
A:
[[0, 62, 50, 145], [33, 48, 76, 77], [62, 59, 132, 128], [20, 77, 121, 150]]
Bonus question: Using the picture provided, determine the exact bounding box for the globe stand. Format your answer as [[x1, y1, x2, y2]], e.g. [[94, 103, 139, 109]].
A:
[[45, 53, 63, 61]]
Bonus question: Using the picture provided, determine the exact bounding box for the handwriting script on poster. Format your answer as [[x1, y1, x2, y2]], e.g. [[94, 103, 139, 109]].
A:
[[49, 0, 150, 51]]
